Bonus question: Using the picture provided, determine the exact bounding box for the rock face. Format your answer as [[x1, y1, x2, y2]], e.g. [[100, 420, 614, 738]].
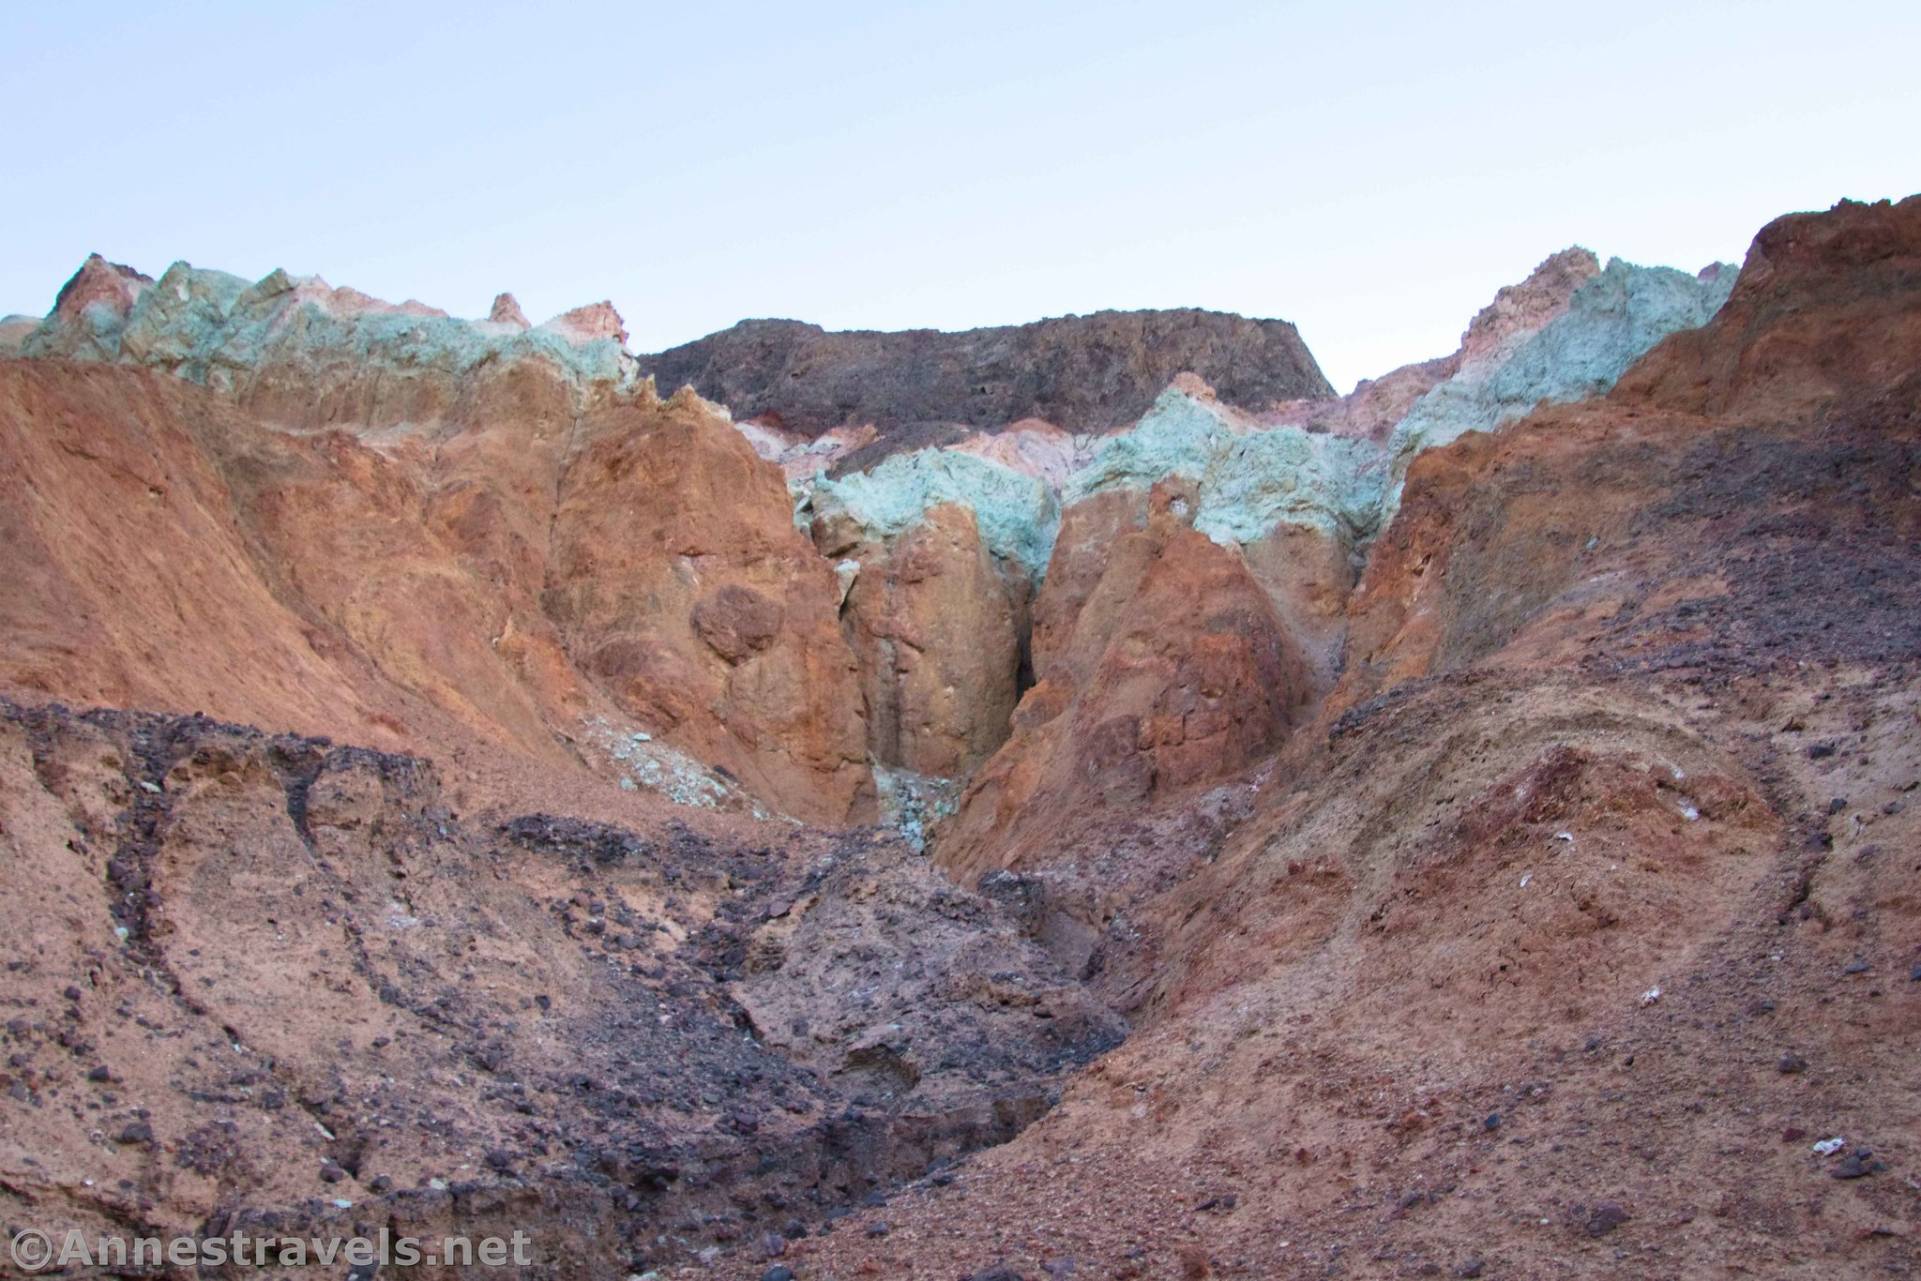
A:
[[637, 308, 1335, 437], [1339, 200, 1920, 714], [0, 344, 866, 822], [1381, 252, 1736, 505], [544, 391, 870, 817], [22, 258, 635, 429], [1612, 194, 1921, 421], [780, 244, 1729, 805], [6, 197, 1920, 1281], [831, 503, 1028, 778], [937, 484, 1311, 887], [24, 253, 154, 359], [0, 313, 37, 353]]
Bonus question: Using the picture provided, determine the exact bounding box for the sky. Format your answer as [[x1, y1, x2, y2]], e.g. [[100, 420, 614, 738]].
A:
[[2, 1, 1916, 392]]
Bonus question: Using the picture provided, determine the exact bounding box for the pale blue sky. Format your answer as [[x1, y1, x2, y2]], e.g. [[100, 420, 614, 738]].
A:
[[3, 1, 1915, 390]]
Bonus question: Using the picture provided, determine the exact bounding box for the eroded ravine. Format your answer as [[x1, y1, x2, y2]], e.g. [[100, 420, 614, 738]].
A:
[[2, 196, 1917, 1279]]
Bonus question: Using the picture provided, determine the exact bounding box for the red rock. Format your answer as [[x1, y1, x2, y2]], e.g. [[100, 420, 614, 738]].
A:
[[489, 291, 531, 329], [542, 299, 628, 346], [545, 392, 870, 820], [837, 502, 1027, 777], [937, 483, 1309, 883]]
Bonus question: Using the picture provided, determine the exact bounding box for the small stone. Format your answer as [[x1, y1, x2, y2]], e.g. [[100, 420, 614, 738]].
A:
[[484, 1148, 514, 1173], [1781, 1126, 1808, 1142], [1484, 1112, 1502, 1131], [1777, 1052, 1808, 1074], [1808, 742, 1837, 759], [1043, 1261, 1078, 1278], [1842, 959, 1870, 975], [319, 1162, 345, 1183], [1831, 1153, 1874, 1180], [761, 1232, 787, 1258], [1583, 1202, 1630, 1237], [87, 1065, 112, 1083], [114, 1120, 153, 1145], [1909, 963, 1921, 982], [865, 1221, 890, 1238], [760, 1268, 795, 1281], [63, 986, 82, 1002], [1827, 796, 1848, 815], [1455, 1259, 1486, 1280]]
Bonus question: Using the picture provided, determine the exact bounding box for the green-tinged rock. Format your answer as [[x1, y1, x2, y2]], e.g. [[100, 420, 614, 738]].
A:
[[1383, 258, 1736, 508], [807, 450, 1060, 578], [1067, 387, 1388, 547]]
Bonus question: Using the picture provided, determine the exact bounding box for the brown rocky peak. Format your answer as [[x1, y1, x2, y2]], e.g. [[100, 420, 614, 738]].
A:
[[542, 299, 628, 346], [48, 252, 153, 325], [1612, 194, 1921, 419], [489, 290, 531, 329], [1458, 245, 1602, 365]]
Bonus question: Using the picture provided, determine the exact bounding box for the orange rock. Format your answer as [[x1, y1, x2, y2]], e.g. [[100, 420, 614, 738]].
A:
[[837, 502, 1027, 777], [938, 483, 1309, 882], [544, 394, 870, 820], [0, 359, 871, 822]]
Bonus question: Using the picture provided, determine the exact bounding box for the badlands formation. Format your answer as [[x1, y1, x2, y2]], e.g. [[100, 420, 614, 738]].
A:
[[0, 194, 1917, 1279]]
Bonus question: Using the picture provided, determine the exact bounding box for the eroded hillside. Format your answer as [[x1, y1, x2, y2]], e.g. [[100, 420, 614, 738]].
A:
[[1, 195, 1916, 1280]]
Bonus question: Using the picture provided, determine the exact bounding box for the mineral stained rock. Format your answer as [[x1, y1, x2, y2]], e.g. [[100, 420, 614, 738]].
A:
[[4, 195, 1918, 1281], [789, 196, 1921, 1281]]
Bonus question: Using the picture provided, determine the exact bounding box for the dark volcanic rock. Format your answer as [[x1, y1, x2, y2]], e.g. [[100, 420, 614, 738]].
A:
[[636, 309, 1333, 435], [0, 698, 1120, 1279]]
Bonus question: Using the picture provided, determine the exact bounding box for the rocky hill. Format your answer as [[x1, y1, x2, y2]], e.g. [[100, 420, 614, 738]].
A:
[[635, 309, 1335, 438], [0, 196, 1916, 1280]]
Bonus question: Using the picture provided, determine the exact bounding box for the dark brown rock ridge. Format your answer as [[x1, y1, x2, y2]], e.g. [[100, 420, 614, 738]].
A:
[[636, 308, 1335, 435]]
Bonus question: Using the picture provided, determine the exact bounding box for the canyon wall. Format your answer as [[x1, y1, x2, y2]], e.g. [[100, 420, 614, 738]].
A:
[[5, 197, 1917, 1278]]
